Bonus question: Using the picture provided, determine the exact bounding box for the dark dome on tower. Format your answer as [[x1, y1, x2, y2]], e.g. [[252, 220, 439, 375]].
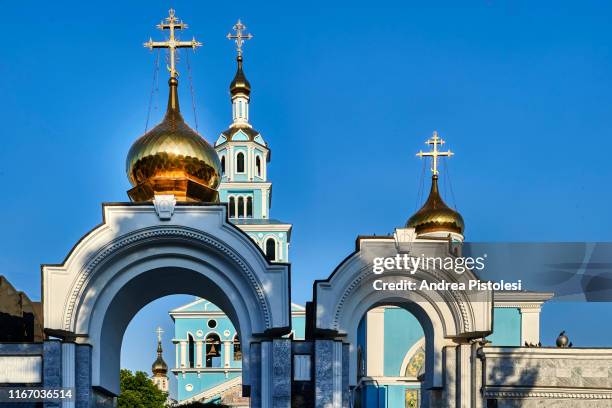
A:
[[230, 56, 251, 97], [151, 341, 168, 376]]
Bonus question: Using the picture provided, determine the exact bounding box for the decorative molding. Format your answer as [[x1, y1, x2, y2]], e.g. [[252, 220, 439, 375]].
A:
[[331, 265, 472, 334], [153, 195, 177, 220], [483, 386, 612, 400], [63, 226, 271, 331]]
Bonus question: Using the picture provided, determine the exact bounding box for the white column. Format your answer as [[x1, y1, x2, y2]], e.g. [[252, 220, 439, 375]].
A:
[[224, 341, 231, 368], [175, 343, 179, 368], [365, 307, 385, 376], [196, 341, 203, 368], [520, 306, 542, 345], [457, 344, 472, 408], [248, 146, 253, 180], [180, 341, 187, 368], [61, 343, 75, 408]]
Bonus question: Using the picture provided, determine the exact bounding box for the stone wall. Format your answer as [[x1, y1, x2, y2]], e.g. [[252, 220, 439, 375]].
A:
[[479, 347, 612, 407]]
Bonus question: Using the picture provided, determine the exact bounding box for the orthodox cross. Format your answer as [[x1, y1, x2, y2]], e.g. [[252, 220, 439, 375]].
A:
[[416, 131, 453, 176], [156, 326, 164, 342], [227, 19, 253, 56], [144, 9, 202, 79]]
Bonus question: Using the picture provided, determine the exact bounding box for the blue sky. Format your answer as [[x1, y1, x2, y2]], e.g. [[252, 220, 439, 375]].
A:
[[1, 0, 612, 397]]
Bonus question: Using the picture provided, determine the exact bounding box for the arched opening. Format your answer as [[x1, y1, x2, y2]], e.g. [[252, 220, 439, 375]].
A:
[[221, 156, 226, 175], [246, 197, 253, 218], [233, 334, 242, 361], [229, 196, 236, 218], [205, 333, 222, 368], [236, 152, 245, 173], [354, 305, 426, 407], [265, 238, 276, 261], [43, 206, 292, 406], [188, 333, 195, 368], [255, 156, 261, 177], [238, 196, 245, 218]]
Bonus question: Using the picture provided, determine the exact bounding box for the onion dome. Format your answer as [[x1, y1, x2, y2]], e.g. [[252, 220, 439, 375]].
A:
[[126, 78, 221, 202], [151, 341, 168, 376], [407, 175, 464, 235], [230, 55, 251, 97]]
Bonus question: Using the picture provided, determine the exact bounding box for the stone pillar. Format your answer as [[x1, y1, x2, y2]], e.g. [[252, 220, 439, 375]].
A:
[[342, 343, 350, 408], [61, 343, 76, 408], [440, 346, 456, 408], [457, 344, 472, 408], [43, 340, 62, 408], [315, 340, 343, 408], [520, 307, 542, 345], [196, 341, 203, 368], [224, 341, 231, 368], [74, 344, 92, 408], [272, 339, 291, 408], [249, 342, 262, 408], [473, 344, 484, 408]]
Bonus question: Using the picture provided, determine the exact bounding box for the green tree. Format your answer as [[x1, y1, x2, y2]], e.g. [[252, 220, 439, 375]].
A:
[[118, 369, 167, 408]]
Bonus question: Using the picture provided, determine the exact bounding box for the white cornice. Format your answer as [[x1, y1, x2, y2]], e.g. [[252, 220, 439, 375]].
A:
[[220, 182, 271, 190]]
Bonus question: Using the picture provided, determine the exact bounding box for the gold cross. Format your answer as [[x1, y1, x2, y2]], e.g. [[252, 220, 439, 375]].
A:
[[144, 9, 202, 79], [416, 131, 454, 175], [156, 326, 164, 342], [227, 19, 253, 56]]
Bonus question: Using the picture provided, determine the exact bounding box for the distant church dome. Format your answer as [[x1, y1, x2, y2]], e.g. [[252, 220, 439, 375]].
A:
[[229, 55, 251, 97], [126, 77, 221, 202], [407, 175, 464, 235], [152, 356, 168, 375]]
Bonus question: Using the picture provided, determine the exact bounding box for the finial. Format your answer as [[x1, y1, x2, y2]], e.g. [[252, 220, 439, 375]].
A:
[[144, 9, 202, 79], [416, 131, 454, 176], [556, 331, 572, 348], [227, 19, 253, 57]]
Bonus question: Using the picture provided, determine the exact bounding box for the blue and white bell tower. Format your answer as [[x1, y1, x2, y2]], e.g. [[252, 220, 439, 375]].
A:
[[215, 20, 291, 262]]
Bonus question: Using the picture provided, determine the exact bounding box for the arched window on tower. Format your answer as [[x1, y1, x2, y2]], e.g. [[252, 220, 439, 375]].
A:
[[236, 152, 245, 173], [205, 334, 221, 368], [221, 156, 226, 175], [233, 334, 242, 361], [229, 196, 236, 218], [238, 197, 245, 218], [246, 197, 253, 218], [265, 238, 276, 262], [188, 334, 195, 368], [255, 156, 261, 177]]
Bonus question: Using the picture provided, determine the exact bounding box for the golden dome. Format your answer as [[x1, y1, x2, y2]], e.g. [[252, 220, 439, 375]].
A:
[[230, 55, 251, 97], [151, 341, 168, 376], [407, 175, 464, 235], [126, 78, 221, 202]]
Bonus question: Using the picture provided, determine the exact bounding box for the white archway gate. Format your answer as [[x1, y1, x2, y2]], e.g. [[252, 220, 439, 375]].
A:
[[43, 203, 293, 407], [313, 236, 493, 407]]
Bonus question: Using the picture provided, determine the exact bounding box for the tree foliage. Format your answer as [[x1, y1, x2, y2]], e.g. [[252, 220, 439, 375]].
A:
[[118, 369, 167, 408]]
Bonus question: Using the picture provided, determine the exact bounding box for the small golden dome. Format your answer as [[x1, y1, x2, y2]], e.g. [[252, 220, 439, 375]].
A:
[[230, 55, 251, 97], [126, 78, 221, 202], [407, 175, 464, 235], [151, 341, 168, 376]]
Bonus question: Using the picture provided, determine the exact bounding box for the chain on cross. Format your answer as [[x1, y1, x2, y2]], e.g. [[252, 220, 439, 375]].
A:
[[416, 131, 454, 176], [144, 9, 202, 79], [227, 19, 253, 56]]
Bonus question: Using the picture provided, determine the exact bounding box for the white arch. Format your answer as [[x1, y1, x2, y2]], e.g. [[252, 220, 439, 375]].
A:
[[315, 238, 492, 388], [43, 204, 291, 397]]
